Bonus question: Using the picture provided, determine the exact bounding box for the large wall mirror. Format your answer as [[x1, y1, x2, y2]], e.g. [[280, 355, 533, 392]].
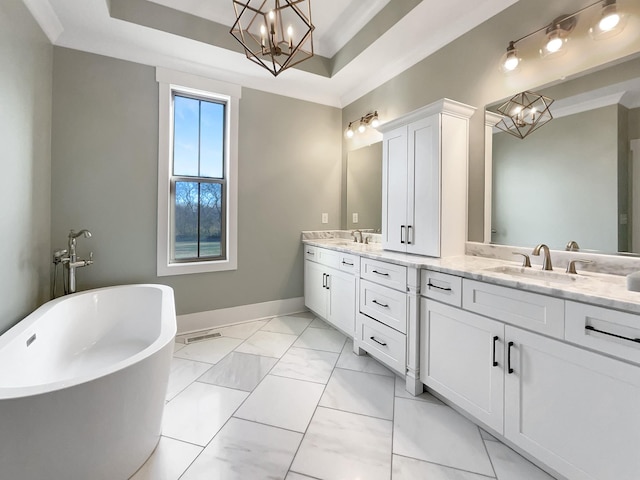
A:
[[346, 142, 382, 231], [485, 54, 640, 256]]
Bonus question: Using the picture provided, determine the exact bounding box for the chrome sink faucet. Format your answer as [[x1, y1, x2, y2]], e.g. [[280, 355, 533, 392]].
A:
[[352, 229, 363, 243], [53, 229, 94, 295], [532, 243, 553, 271]]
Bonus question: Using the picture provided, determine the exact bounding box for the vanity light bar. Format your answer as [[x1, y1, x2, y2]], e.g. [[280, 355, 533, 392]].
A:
[[345, 111, 379, 138], [500, 0, 627, 73]]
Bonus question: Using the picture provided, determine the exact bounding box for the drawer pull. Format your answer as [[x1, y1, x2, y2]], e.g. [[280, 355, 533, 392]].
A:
[[372, 270, 389, 276], [372, 299, 389, 308], [427, 282, 452, 292], [585, 325, 640, 344], [342, 260, 354, 266], [306, 250, 315, 256], [370, 336, 387, 347], [507, 341, 514, 374], [492, 336, 499, 367]]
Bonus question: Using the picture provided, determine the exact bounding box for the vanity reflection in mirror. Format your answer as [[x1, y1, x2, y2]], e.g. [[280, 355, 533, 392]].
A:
[[486, 54, 640, 256], [346, 142, 382, 231]]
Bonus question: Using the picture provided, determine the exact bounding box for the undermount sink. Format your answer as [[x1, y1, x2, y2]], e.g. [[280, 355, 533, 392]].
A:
[[483, 265, 588, 284]]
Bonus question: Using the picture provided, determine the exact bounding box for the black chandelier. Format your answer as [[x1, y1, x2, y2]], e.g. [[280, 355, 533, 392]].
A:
[[230, 0, 315, 77]]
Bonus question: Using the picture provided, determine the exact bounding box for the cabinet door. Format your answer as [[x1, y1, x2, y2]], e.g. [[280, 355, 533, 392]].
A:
[[382, 125, 408, 252], [504, 326, 640, 480], [326, 268, 356, 336], [304, 260, 327, 318], [407, 115, 440, 256], [420, 298, 504, 432]]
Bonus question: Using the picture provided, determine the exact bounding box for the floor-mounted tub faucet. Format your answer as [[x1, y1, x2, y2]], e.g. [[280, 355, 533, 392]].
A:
[[53, 229, 94, 295]]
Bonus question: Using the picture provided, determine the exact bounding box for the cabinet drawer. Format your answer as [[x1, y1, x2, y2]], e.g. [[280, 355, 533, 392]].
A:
[[304, 245, 317, 261], [462, 279, 564, 338], [360, 279, 407, 334], [565, 301, 640, 365], [361, 258, 407, 291], [337, 252, 359, 274], [361, 315, 406, 374], [421, 270, 462, 307], [317, 248, 339, 269]]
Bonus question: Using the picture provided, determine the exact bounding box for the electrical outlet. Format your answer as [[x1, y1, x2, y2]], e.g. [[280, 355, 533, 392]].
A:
[[352, 213, 359, 223], [321, 213, 329, 224]]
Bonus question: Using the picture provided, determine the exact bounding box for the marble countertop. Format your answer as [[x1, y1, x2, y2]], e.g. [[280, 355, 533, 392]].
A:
[[302, 235, 640, 314]]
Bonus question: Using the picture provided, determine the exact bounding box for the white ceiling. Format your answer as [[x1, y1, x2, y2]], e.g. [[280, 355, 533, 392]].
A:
[[21, 0, 519, 107]]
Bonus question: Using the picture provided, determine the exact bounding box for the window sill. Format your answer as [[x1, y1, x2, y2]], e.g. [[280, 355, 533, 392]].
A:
[[157, 258, 237, 276]]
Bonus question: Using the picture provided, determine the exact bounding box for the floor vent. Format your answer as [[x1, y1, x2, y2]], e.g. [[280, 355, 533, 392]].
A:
[[179, 331, 222, 345]]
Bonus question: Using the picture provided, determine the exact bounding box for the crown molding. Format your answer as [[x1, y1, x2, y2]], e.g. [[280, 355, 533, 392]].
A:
[[21, 0, 64, 43]]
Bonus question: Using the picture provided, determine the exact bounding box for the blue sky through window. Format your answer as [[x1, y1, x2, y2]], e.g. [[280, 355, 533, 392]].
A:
[[173, 95, 224, 178]]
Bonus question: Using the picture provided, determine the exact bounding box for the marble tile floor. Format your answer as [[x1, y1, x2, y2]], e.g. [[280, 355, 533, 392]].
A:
[[132, 312, 557, 480]]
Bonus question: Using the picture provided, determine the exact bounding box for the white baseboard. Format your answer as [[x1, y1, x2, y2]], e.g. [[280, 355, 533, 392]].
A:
[[177, 297, 307, 334]]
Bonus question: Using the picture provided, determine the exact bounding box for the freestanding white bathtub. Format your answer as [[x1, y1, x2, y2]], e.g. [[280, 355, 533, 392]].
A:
[[0, 284, 177, 480]]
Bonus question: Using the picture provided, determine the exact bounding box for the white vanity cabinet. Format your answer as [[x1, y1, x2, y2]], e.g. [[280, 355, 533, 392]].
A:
[[420, 271, 640, 480], [420, 298, 505, 432], [505, 325, 640, 480], [303, 246, 358, 336], [378, 99, 475, 257], [357, 258, 408, 374]]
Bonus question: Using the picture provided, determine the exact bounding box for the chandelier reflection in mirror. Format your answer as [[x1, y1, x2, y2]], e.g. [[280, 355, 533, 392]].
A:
[[230, 0, 315, 77], [495, 91, 554, 140]]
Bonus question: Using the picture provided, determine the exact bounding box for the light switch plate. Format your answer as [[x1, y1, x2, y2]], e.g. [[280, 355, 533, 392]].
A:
[[321, 213, 329, 224], [352, 213, 359, 223]]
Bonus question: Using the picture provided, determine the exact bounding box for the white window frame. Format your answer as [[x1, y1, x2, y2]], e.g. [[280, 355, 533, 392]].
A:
[[156, 68, 241, 276]]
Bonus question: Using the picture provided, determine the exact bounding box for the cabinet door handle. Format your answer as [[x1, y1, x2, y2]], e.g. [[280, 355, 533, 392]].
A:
[[507, 341, 514, 374], [407, 225, 412, 245], [372, 299, 389, 308], [427, 282, 452, 292], [325, 274, 330, 290], [342, 260, 354, 266], [322, 273, 327, 289], [400, 225, 406, 244], [372, 270, 389, 276], [492, 336, 499, 367], [370, 336, 387, 346]]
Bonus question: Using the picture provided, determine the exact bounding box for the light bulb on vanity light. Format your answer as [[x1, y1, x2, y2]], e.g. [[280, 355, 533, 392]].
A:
[[371, 115, 380, 128], [500, 41, 521, 73], [590, 0, 626, 39], [346, 123, 354, 138], [539, 16, 575, 59], [357, 122, 367, 134]]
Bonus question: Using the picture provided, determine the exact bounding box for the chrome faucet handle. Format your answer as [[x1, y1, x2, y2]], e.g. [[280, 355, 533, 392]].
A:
[[512, 252, 531, 267], [566, 259, 593, 274]]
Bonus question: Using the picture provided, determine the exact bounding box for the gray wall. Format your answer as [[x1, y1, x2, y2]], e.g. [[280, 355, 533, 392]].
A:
[[51, 48, 341, 315], [491, 106, 619, 252], [341, 0, 640, 242], [0, 0, 52, 334]]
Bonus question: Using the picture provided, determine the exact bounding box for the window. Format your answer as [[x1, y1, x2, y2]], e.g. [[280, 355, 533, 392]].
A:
[[156, 68, 241, 276]]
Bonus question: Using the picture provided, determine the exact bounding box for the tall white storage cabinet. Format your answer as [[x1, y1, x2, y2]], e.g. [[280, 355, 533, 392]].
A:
[[378, 99, 475, 257]]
